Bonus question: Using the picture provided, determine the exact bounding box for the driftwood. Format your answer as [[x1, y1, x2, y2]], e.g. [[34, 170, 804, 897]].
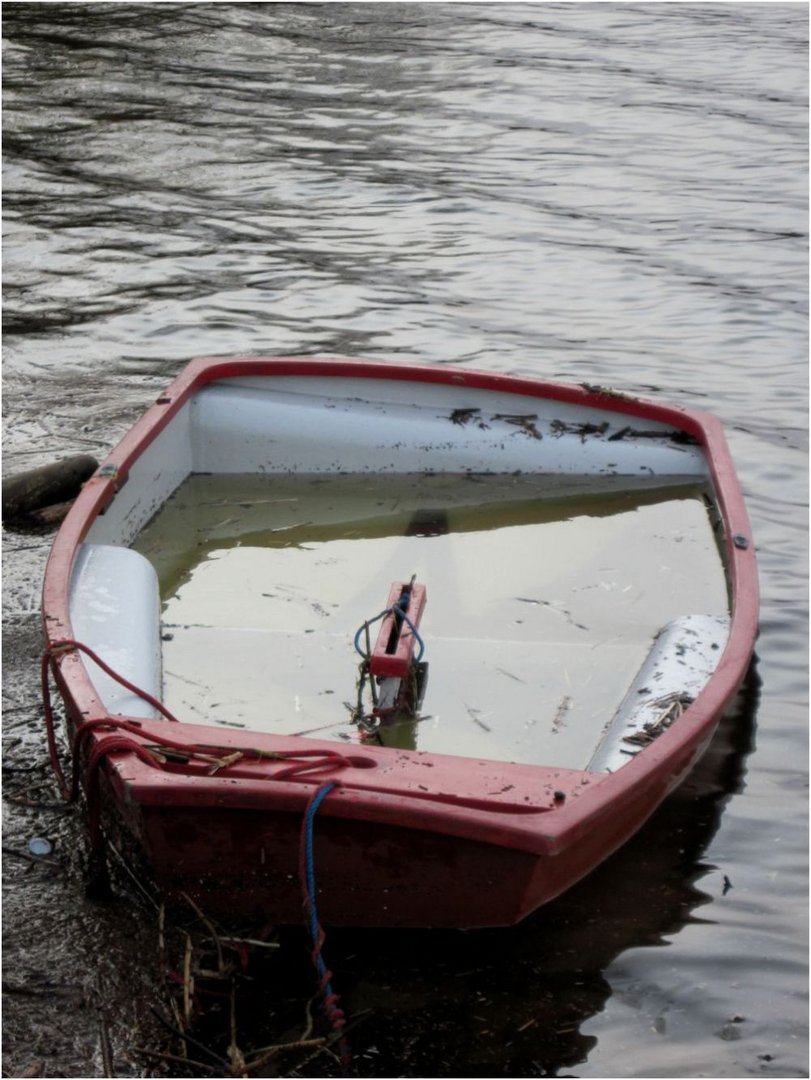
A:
[[2, 454, 98, 520]]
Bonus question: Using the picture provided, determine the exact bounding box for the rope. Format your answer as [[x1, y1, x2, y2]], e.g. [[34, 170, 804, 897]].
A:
[[298, 781, 350, 1064], [44, 638, 181, 724], [41, 648, 77, 801], [84, 734, 165, 850], [353, 606, 425, 664], [43, 637, 353, 1062], [40, 639, 356, 837]]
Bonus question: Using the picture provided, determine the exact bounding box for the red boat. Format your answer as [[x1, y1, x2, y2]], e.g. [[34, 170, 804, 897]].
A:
[[41, 357, 758, 928]]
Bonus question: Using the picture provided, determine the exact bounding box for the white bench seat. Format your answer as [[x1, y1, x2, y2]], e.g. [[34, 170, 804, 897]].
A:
[[68, 544, 162, 718]]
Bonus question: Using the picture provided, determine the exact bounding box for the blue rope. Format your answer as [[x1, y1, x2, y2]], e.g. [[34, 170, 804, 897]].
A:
[[304, 781, 337, 984], [300, 781, 349, 1062], [396, 610, 426, 663], [353, 608, 388, 658]]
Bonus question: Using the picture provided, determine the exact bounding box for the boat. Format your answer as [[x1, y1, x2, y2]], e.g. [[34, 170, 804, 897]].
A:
[[41, 356, 758, 929]]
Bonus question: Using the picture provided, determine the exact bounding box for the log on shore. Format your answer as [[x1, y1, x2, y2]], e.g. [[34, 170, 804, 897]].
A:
[[2, 455, 98, 520]]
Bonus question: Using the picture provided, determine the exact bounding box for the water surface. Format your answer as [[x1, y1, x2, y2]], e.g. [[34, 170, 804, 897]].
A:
[[3, 3, 807, 1077], [134, 472, 725, 767]]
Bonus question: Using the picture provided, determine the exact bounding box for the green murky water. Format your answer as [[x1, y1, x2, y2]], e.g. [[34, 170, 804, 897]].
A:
[[134, 472, 727, 766]]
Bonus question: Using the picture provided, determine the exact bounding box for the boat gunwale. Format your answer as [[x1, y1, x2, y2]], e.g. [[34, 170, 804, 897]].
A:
[[41, 356, 759, 869]]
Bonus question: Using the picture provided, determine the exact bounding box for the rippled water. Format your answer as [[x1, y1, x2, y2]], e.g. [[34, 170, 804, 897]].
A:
[[3, 3, 807, 1077]]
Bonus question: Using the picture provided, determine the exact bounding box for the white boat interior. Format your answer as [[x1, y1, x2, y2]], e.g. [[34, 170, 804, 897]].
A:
[[69, 375, 732, 772]]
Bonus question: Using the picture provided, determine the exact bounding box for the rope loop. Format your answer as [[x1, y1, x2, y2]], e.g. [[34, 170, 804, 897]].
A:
[[353, 606, 425, 664], [44, 638, 182, 723], [41, 638, 360, 808], [352, 608, 389, 659]]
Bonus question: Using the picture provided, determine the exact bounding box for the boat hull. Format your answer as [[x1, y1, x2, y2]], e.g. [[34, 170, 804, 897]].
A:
[[90, 734, 713, 930], [41, 357, 758, 929]]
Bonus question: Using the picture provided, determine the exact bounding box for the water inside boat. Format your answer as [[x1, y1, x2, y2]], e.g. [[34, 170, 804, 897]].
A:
[[133, 473, 729, 768]]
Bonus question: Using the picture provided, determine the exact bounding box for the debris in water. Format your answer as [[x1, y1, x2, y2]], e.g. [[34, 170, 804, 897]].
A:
[[552, 696, 572, 733], [495, 666, 526, 683], [465, 705, 492, 732], [516, 597, 589, 631]]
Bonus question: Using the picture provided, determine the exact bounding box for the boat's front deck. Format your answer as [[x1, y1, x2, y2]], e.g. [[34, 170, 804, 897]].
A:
[[133, 473, 729, 769]]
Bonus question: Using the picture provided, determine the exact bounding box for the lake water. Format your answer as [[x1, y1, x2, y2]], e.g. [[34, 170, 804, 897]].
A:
[[3, 3, 807, 1078]]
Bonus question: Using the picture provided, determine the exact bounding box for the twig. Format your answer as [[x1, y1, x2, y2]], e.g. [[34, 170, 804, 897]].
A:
[[2, 981, 79, 998], [2, 795, 71, 812], [289, 1009, 372, 1074], [148, 1006, 229, 1069], [98, 1000, 115, 1078], [623, 693, 690, 747], [1, 846, 62, 868], [301, 995, 315, 1042], [167, 995, 188, 1058], [243, 1037, 327, 1074], [157, 905, 190, 1060], [131, 1046, 222, 1074], [105, 840, 160, 911], [218, 936, 280, 952], [182, 932, 194, 1029], [158, 904, 166, 982], [227, 978, 246, 1077], [182, 891, 224, 973]]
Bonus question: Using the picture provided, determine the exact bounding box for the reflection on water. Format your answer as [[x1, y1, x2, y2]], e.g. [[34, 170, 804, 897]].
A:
[[2, 2, 806, 1077], [135, 471, 713, 595]]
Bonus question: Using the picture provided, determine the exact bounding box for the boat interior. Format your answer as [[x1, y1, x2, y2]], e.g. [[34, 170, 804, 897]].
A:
[[69, 375, 732, 773]]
